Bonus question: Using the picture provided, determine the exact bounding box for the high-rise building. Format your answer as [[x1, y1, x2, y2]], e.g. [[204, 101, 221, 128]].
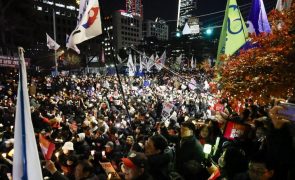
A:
[[143, 20, 169, 41], [33, 0, 79, 45], [126, 0, 143, 17], [103, 10, 143, 59], [0, 0, 79, 57], [177, 0, 197, 30]]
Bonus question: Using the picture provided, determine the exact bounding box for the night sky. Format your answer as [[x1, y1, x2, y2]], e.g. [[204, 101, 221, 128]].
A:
[[143, 0, 277, 25], [100, 0, 277, 31]]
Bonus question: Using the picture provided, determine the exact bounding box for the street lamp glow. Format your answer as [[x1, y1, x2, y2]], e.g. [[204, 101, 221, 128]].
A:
[[206, 28, 213, 35], [176, 32, 181, 37]]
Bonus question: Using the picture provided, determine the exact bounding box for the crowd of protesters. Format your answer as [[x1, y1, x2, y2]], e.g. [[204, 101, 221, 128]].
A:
[[0, 69, 295, 180]]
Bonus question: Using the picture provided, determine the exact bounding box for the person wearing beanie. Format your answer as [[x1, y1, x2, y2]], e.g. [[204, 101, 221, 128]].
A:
[[175, 121, 206, 180]]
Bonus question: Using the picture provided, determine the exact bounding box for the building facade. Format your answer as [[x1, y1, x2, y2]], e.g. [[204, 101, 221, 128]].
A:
[[33, 0, 79, 45], [103, 10, 143, 57], [177, 0, 197, 30], [143, 20, 169, 41], [126, 0, 143, 17]]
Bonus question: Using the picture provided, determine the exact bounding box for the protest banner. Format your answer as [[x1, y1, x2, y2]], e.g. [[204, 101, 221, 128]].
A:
[[99, 161, 121, 180]]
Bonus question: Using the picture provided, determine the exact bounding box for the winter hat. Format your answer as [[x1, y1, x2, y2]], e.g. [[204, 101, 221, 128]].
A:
[[62, 141, 74, 151], [77, 133, 85, 142]]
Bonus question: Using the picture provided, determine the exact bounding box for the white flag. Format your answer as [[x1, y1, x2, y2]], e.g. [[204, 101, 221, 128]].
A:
[[139, 55, 143, 72], [190, 56, 194, 68], [13, 47, 43, 180], [46, 33, 60, 50], [154, 54, 160, 70], [66, 34, 80, 54], [276, 0, 293, 11], [117, 55, 122, 63], [101, 48, 105, 64], [155, 51, 166, 71], [176, 54, 182, 65], [68, 0, 102, 46], [142, 52, 148, 68], [146, 55, 155, 72], [127, 54, 135, 76], [133, 54, 137, 68], [182, 22, 191, 35]]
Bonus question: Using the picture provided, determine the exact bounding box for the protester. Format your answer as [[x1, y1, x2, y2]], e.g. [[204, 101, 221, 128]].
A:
[[121, 152, 153, 180], [145, 134, 171, 180], [218, 146, 249, 180], [175, 121, 206, 179], [0, 69, 295, 180]]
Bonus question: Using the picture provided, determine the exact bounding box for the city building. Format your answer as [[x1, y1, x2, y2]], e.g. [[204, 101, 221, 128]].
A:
[[33, 0, 79, 45], [126, 0, 143, 17], [143, 19, 169, 41], [177, 0, 197, 30], [0, 0, 80, 68], [103, 10, 143, 58]]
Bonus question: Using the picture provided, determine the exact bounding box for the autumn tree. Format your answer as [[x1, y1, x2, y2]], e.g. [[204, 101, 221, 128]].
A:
[[218, 4, 295, 103]]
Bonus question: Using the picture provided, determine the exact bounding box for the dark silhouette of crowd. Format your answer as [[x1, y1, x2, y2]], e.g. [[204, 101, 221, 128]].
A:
[[0, 70, 295, 180]]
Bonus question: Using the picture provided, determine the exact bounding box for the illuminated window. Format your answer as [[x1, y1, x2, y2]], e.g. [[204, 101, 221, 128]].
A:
[[55, 3, 65, 8], [66, 6, 76, 10], [37, 6, 42, 11]]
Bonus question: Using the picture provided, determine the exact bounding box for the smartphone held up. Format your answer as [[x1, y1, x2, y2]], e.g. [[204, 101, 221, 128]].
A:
[[278, 103, 295, 121]]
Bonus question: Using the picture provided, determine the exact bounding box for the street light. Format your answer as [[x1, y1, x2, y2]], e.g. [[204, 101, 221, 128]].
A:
[[206, 28, 213, 35], [176, 31, 181, 37]]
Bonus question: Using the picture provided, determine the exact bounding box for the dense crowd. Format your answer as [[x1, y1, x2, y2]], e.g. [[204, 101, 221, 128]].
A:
[[0, 69, 295, 180]]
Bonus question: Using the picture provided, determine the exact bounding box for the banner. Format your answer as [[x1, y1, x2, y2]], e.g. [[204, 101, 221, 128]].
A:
[[99, 161, 121, 179], [0, 56, 30, 68], [223, 121, 249, 140], [162, 102, 174, 119]]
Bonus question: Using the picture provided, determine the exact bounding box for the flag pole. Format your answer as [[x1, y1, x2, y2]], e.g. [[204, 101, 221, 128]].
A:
[[106, 31, 132, 125], [53, 2, 58, 75], [13, 47, 43, 179]]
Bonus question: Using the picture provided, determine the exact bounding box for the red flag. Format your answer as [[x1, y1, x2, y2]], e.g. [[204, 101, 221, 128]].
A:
[[39, 134, 55, 160], [208, 168, 221, 180]]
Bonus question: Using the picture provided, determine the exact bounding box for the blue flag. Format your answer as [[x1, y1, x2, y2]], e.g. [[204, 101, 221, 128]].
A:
[[247, 0, 271, 34], [13, 48, 43, 180]]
